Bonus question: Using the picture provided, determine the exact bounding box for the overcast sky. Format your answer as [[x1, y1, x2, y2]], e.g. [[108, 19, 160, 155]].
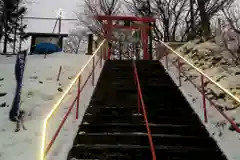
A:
[[24, 0, 84, 33]]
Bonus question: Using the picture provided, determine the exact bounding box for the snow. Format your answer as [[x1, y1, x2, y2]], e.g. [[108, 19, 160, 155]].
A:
[[159, 40, 240, 160], [46, 56, 104, 160], [0, 52, 102, 160]]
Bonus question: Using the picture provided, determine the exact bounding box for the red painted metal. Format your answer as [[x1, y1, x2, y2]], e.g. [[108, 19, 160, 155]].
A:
[[133, 61, 157, 160], [105, 24, 152, 30], [45, 54, 102, 156], [97, 15, 153, 60], [168, 58, 240, 133], [96, 15, 155, 22], [108, 47, 111, 60], [45, 96, 78, 155]]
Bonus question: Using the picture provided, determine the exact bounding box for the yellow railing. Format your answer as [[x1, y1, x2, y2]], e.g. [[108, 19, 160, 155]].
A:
[[159, 40, 240, 103], [40, 39, 108, 160], [158, 40, 240, 132]]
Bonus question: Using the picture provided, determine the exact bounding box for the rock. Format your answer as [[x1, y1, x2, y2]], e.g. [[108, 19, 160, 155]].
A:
[[57, 87, 63, 92], [225, 105, 238, 111], [0, 78, 3, 81], [27, 91, 34, 97], [39, 81, 43, 84], [0, 102, 6, 107], [235, 71, 240, 75], [0, 92, 7, 97], [217, 93, 226, 99], [68, 76, 74, 80], [30, 76, 38, 79]]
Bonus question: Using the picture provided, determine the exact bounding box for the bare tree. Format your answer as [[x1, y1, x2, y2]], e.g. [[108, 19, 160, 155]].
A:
[[63, 28, 88, 54], [221, 3, 240, 64], [76, 0, 121, 38], [125, 0, 233, 42]]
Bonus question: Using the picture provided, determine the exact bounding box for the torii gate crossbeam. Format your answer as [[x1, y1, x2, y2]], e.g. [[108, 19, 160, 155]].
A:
[[95, 15, 155, 60]]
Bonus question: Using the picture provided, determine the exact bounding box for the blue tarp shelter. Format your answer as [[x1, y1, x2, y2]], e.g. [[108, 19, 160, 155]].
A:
[[33, 42, 62, 54]]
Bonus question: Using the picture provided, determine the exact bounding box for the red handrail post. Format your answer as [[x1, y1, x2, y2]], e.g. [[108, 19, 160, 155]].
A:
[[45, 97, 77, 156], [76, 76, 81, 119], [201, 74, 208, 123], [165, 52, 168, 69], [177, 58, 181, 87], [92, 56, 95, 86]]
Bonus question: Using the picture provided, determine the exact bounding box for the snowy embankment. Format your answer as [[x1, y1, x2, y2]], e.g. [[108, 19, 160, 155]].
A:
[[0, 52, 99, 160], [160, 40, 240, 160]]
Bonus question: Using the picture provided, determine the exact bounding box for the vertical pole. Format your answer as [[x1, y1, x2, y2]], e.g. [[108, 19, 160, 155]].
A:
[[58, 17, 62, 34], [19, 16, 23, 52], [76, 76, 81, 119], [201, 75, 208, 123], [92, 56, 95, 86], [87, 34, 93, 55], [107, 20, 112, 60], [148, 22, 153, 60], [145, 27, 149, 59], [141, 27, 149, 60], [141, 29, 144, 60], [57, 65, 62, 81], [177, 58, 181, 87], [165, 52, 168, 69]]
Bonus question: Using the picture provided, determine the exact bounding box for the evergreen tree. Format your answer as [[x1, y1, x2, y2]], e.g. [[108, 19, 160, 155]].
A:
[[2, 0, 28, 53]]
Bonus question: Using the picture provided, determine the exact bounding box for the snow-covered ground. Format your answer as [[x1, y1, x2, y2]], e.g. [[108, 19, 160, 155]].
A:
[[159, 40, 240, 160], [46, 55, 104, 160], [0, 52, 102, 160]]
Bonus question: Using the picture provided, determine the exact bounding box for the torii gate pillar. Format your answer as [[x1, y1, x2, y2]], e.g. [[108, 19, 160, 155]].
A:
[[96, 15, 155, 60]]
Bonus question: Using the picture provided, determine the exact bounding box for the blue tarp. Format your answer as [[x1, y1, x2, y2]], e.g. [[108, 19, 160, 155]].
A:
[[33, 42, 62, 54]]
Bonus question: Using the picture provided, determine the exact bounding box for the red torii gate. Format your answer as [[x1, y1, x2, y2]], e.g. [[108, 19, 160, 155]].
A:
[[95, 15, 155, 60]]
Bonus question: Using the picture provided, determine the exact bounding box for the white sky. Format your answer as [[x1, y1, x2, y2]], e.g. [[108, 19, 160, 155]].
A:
[[24, 0, 84, 33]]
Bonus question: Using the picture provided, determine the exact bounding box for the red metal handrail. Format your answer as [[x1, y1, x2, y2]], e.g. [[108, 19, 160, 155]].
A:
[[132, 60, 157, 160], [161, 44, 240, 133], [44, 41, 106, 157]]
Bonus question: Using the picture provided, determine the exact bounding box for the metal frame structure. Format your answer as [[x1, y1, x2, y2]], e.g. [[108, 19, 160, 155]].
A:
[[95, 15, 155, 60]]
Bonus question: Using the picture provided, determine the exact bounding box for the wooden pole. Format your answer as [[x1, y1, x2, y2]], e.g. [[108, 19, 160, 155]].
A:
[[86, 34, 93, 55]]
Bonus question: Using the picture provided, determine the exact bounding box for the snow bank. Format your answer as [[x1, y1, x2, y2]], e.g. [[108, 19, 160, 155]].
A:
[[0, 52, 93, 160], [160, 40, 240, 159], [171, 40, 240, 111]]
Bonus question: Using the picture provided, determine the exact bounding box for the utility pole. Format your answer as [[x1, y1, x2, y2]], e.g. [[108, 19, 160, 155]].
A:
[[58, 15, 61, 34]]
